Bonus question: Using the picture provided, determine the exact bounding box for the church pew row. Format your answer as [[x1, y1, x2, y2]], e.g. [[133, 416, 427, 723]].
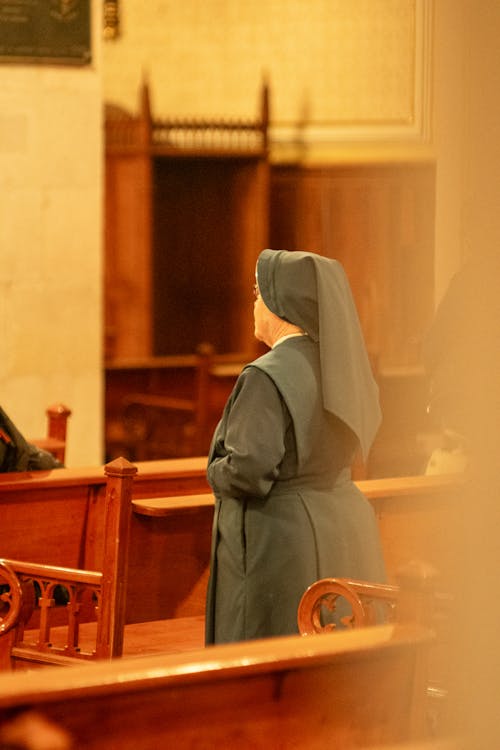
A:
[[128, 472, 461, 622], [0, 623, 435, 749], [0, 463, 461, 625], [0, 467, 459, 681], [0, 459, 208, 670], [0, 540, 449, 742], [297, 561, 451, 737], [0, 456, 209, 623]]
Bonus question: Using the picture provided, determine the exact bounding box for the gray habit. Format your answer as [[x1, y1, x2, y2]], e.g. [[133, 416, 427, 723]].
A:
[[205, 335, 386, 644]]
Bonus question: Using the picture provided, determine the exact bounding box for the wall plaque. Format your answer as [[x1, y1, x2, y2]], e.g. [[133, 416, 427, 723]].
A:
[[0, 0, 91, 65]]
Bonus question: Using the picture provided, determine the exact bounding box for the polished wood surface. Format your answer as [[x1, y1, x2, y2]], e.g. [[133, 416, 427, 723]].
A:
[[0, 455, 208, 493], [0, 458, 206, 670], [24, 615, 206, 661], [0, 623, 434, 749], [1, 463, 458, 738]]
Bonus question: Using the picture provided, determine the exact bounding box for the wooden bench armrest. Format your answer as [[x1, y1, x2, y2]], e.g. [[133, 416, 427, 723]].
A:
[[133, 493, 215, 517], [298, 561, 440, 635], [2, 559, 102, 587], [298, 577, 400, 634]]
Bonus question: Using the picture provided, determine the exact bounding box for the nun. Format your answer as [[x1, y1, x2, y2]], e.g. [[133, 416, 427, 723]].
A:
[[205, 249, 386, 644]]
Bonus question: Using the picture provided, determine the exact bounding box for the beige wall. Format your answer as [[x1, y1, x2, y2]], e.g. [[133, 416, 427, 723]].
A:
[[103, 0, 433, 160], [0, 1, 103, 466]]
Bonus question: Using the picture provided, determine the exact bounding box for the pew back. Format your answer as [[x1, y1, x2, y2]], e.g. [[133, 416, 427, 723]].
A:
[[0, 624, 434, 749], [0, 457, 209, 568]]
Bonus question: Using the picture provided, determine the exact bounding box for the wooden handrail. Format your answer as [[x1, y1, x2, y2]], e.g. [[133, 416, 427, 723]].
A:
[[1, 560, 101, 587]]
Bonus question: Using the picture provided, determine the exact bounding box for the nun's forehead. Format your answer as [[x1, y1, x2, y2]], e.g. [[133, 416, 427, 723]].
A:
[[255, 249, 320, 338]]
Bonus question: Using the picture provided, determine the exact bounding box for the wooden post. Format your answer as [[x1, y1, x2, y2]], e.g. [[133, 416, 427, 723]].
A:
[[96, 457, 138, 659], [45, 404, 71, 463]]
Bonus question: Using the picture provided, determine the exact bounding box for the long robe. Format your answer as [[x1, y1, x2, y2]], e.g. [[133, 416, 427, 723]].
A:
[[205, 336, 386, 644]]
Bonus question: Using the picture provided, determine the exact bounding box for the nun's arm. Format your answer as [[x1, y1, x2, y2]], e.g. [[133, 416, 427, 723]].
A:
[[207, 367, 289, 500]]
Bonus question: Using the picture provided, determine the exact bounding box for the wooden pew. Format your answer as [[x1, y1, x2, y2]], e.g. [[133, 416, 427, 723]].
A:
[[0, 455, 210, 581], [0, 456, 210, 626], [30, 403, 72, 464], [0, 622, 435, 749], [0, 468, 458, 673], [128, 472, 461, 623], [0, 458, 206, 670], [296, 561, 451, 738], [0, 469, 461, 626], [361, 474, 462, 587], [0, 454, 209, 502], [0, 458, 136, 669], [105, 345, 248, 461]]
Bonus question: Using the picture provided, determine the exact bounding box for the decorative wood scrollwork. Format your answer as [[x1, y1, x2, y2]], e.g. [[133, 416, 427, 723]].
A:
[[298, 577, 399, 636], [0, 560, 23, 635], [1, 559, 102, 659], [297, 578, 367, 635]]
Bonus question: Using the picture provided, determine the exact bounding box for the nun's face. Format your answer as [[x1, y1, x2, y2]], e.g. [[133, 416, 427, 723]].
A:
[[253, 290, 284, 347], [253, 288, 268, 343]]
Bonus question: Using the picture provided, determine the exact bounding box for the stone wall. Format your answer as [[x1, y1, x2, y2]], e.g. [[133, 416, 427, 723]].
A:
[[0, 2, 102, 466]]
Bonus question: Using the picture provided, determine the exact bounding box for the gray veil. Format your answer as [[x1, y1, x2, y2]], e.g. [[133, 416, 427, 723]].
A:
[[256, 249, 381, 461]]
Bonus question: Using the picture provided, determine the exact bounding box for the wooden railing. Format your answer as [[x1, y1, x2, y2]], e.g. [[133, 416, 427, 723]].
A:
[[105, 78, 269, 157]]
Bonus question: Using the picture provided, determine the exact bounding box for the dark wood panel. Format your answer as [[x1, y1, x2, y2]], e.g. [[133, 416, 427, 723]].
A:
[[269, 163, 436, 369], [152, 157, 268, 355], [104, 152, 152, 359], [104, 81, 270, 361]]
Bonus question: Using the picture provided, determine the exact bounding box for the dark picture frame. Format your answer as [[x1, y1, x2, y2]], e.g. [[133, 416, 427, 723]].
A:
[[0, 0, 91, 66]]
